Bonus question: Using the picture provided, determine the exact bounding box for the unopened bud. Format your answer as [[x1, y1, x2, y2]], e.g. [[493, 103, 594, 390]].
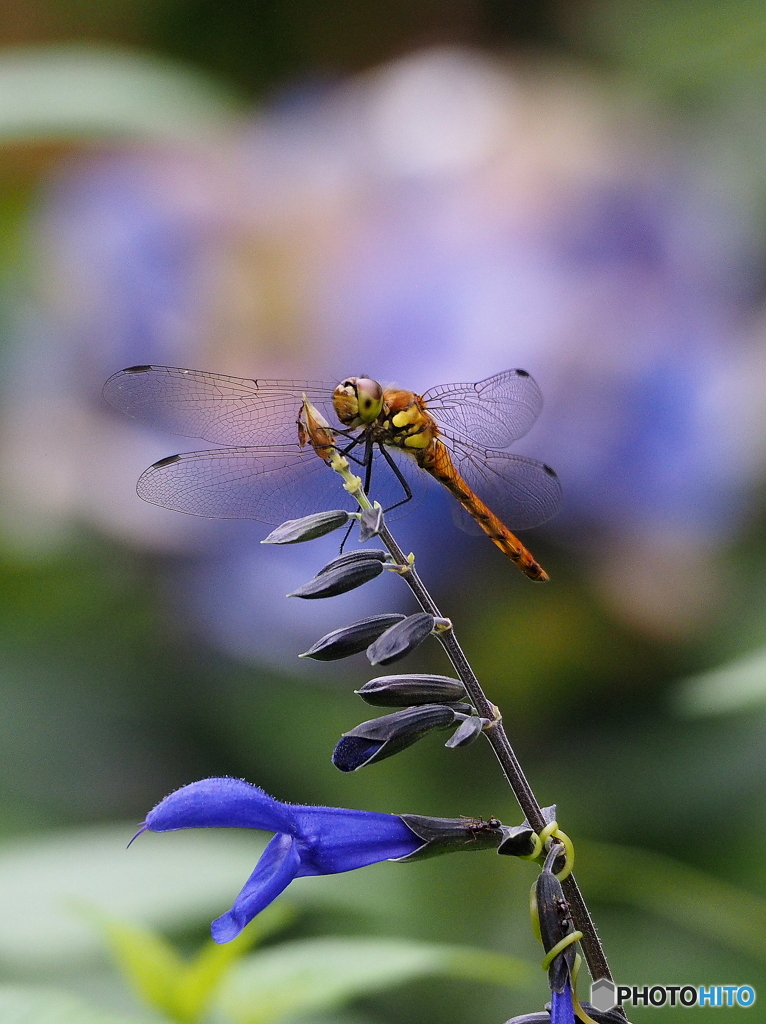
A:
[[288, 558, 383, 599], [356, 674, 468, 707], [503, 1001, 628, 1023], [332, 704, 458, 771], [316, 549, 389, 575], [366, 612, 435, 665], [535, 845, 577, 994], [301, 614, 406, 661], [261, 510, 351, 545]]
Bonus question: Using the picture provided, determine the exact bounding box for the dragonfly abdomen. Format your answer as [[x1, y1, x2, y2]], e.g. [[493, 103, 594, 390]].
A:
[[419, 441, 550, 582]]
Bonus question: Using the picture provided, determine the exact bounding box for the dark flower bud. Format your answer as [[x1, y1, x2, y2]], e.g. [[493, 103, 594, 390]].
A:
[[366, 612, 435, 665], [288, 559, 383, 599], [316, 549, 390, 575], [393, 813, 507, 862], [502, 1008, 629, 1024], [358, 504, 384, 541], [331, 704, 457, 771], [536, 845, 577, 994], [355, 674, 468, 707], [501, 1014, 551, 1023], [575, 1008, 629, 1024], [444, 715, 486, 748], [261, 510, 351, 544], [300, 614, 406, 661]]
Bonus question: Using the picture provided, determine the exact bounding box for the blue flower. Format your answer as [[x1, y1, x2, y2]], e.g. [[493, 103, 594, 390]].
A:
[[137, 777, 423, 942], [550, 982, 575, 1024]]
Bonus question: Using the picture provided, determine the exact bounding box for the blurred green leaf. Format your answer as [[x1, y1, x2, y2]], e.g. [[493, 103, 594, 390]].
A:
[[0, 824, 264, 968], [673, 646, 766, 716], [578, 840, 766, 964], [0, 44, 243, 143], [215, 937, 532, 1024], [93, 904, 294, 1024], [0, 985, 142, 1024]]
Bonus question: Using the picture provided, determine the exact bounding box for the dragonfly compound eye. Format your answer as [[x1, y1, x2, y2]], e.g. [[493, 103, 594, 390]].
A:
[[333, 377, 384, 425], [355, 377, 384, 422]]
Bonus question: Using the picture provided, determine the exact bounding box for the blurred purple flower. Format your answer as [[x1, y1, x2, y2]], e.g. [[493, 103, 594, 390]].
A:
[[6, 45, 766, 639], [140, 777, 422, 942]]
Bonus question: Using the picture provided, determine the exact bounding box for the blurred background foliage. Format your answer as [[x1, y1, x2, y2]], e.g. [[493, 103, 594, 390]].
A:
[[1, 0, 766, 1022]]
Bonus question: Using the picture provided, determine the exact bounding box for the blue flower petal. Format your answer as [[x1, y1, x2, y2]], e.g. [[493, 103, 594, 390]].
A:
[[146, 778, 297, 834], [292, 805, 422, 874], [211, 832, 301, 942], [550, 982, 575, 1024], [138, 778, 424, 942]]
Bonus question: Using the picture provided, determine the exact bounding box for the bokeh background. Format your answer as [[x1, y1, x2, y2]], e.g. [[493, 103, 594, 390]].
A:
[[2, 1, 766, 1021]]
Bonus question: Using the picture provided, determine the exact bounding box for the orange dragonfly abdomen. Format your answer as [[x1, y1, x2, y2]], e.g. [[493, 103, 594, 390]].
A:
[[417, 438, 549, 582]]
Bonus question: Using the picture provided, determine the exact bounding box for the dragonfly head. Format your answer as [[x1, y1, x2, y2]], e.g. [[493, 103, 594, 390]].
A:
[[333, 377, 384, 426]]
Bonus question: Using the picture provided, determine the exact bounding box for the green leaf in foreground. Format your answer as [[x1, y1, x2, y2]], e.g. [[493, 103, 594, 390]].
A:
[[0, 986, 142, 1024], [0, 44, 243, 143], [672, 645, 766, 716], [0, 824, 263, 968], [215, 937, 532, 1024], [93, 904, 294, 1024]]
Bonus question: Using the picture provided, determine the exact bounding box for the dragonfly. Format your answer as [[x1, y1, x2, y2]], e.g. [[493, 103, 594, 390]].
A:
[[103, 365, 562, 580]]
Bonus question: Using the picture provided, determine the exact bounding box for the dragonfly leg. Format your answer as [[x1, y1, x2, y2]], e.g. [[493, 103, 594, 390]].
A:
[[359, 435, 376, 494], [338, 433, 368, 467], [308, 430, 364, 463], [338, 519, 355, 554], [378, 444, 413, 513]]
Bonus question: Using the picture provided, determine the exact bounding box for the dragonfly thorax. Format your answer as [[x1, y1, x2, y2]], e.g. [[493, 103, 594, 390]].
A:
[[333, 377, 384, 426], [378, 390, 435, 451]]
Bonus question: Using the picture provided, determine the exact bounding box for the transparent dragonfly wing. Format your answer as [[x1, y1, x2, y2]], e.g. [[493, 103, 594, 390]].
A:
[[444, 435, 562, 531], [422, 369, 543, 449], [136, 443, 428, 525], [106, 364, 555, 533], [103, 365, 340, 447], [449, 502, 485, 537]]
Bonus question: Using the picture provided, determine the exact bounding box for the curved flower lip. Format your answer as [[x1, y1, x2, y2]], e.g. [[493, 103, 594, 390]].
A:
[[138, 777, 423, 943]]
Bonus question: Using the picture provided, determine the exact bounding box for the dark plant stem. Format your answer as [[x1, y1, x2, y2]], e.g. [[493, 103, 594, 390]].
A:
[[377, 520, 622, 1006]]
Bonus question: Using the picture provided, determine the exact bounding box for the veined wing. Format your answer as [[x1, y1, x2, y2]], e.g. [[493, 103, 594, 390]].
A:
[[137, 444, 428, 524], [444, 434, 562, 531], [103, 365, 339, 447], [422, 369, 543, 449]]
